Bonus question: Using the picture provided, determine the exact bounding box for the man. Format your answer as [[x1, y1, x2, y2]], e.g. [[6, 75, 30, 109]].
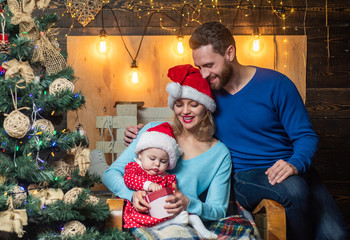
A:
[[124, 22, 348, 239]]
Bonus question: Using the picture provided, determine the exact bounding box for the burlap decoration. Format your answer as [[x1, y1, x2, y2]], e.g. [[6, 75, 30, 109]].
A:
[[8, 0, 67, 75], [31, 30, 67, 75], [70, 147, 91, 176], [61, 220, 86, 237], [22, 0, 51, 10], [0, 197, 28, 238], [0, 175, 6, 185], [3, 110, 31, 139], [28, 188, 64, 206], [52, 160, 72, 177], [49, 78, 74, 95], [32, 119, 55, 134], [63, 187, 83, 204], [66, 0, 104, 27], [2, 59, 35, 84], [10, 186, 27, 208], [7, 0, 39, 40]]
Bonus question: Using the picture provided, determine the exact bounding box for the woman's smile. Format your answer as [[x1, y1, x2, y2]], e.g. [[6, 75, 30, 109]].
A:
[[182, 116, 195, 123]]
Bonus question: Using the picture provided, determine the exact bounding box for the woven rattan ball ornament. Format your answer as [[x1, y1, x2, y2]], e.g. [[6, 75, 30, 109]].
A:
[[63, 187, 83, 204], [32, 119, 55, 134], [61, 220, 86, 236], [3, 110, 30, 139], [11, 186, 27, 208], [52, 160, 72, 177], [86, 195, 99, 205], [49, 78, 74, 95]]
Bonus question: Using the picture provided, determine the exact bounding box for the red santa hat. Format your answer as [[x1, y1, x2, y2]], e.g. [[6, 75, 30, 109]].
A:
[[135, 122, 182, 170], [166, 64, 216, 112]]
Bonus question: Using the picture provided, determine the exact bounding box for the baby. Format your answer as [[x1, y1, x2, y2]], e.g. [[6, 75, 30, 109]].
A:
[[123, 122, 217, 239]]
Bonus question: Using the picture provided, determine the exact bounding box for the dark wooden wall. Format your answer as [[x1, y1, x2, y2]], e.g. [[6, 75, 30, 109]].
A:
[[46, 0, 350, 225]]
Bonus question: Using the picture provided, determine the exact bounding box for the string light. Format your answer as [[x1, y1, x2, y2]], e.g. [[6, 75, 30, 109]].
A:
[[97, 5, 111, 55], [176, 35, 185, 55], [129, 60, 142, 84]]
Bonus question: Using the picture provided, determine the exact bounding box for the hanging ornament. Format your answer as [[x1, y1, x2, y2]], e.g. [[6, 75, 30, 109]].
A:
[[10, 186, 27, 208], [52, 160, 72, 177], [0, 175, 6, 185], [4, 110, 31, 139], [3, 88, 31, 139], [0, 197, 28, 238], [66, 0, 104, 27], [32, 119, 55, 134], [28, 187, 64, 207], [49, 78, 74, 95], [61, 220, 86, 237], [32, 30, 67, 75], [70, 146, 91, 176], [0, 13, 10, 55], [75, 123, 89, 147], [63, 187, 84, 204]]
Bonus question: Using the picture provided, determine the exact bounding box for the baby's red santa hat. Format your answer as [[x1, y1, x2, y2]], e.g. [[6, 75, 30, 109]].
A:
[[135, 122, 182, 170], [166, 64, 216, 112]]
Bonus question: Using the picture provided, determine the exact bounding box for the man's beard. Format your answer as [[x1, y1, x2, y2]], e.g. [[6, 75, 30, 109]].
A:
[[209, 61, 232, 90]]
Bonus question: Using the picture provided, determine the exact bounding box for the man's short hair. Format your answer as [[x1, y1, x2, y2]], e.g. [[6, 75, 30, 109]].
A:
[[189, 21, 235, 56]]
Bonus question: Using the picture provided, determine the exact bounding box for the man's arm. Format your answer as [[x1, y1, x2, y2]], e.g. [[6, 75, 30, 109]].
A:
[[124, 123, 144, 146]]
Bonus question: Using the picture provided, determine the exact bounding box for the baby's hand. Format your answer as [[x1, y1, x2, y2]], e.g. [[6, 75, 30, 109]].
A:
[[148, 183, 162, 192]]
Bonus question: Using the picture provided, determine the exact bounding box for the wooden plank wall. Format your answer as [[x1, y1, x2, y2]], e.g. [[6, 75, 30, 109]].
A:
[[65, 35, 306, 156], [45, 0, 350, 224]]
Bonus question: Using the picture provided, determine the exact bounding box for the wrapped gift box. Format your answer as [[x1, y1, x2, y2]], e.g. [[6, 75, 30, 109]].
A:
[[145, 187, 174, 219]]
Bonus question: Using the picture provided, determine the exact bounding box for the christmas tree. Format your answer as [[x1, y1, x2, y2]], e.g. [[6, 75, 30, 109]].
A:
[[0, 0, 132, 239]]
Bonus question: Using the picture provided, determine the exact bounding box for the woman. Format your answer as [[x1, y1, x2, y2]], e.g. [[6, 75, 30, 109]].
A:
[[102, 64, 232, 225]]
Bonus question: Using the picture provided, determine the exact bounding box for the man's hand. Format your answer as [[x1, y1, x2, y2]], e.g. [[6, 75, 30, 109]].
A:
[[132, 190, 150, 212], [265, 159, 298, 185], [124, 123, 144, 146], [148, 183, 162, 192], [163, 183, 189, 217]]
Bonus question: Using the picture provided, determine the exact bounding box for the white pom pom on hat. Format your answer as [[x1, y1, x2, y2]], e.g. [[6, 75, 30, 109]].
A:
[[135, 122, 182, 170]]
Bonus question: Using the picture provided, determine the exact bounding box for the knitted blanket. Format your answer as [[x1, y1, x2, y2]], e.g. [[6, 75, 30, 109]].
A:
[[130, 214, 259, 240]]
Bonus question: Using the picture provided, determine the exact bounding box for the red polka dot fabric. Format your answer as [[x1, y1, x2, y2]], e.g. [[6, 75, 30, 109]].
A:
[[123, 162, 177, 228]]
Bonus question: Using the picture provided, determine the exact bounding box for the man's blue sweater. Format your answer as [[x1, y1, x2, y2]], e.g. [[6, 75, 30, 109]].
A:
[[213, 67, 319, 174]]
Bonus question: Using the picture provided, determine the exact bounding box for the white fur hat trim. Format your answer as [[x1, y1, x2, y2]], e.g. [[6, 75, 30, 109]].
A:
[[166, 82, 216, 112], [135, 131, 181, 170]]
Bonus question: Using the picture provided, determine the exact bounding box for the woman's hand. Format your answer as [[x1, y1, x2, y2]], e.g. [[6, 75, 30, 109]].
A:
[[163, 184, 189, 217], [132, 190, 150, 212], [265, 159, 298, 185]]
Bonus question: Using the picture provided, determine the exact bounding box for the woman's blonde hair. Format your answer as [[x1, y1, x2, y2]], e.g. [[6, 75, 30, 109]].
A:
[[172, 109, 216, 142]]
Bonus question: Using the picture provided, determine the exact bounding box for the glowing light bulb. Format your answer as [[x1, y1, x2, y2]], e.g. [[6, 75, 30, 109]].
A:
[[177, 36, 184, 55], [173, 35, 187, 56], [250, 35, 264, 53], [131, 69, 139, 84], [252, 39, 260, 52], [96, 29, 111, 54], [177, 41, 184, 54], [130, 61, 141, 84]]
